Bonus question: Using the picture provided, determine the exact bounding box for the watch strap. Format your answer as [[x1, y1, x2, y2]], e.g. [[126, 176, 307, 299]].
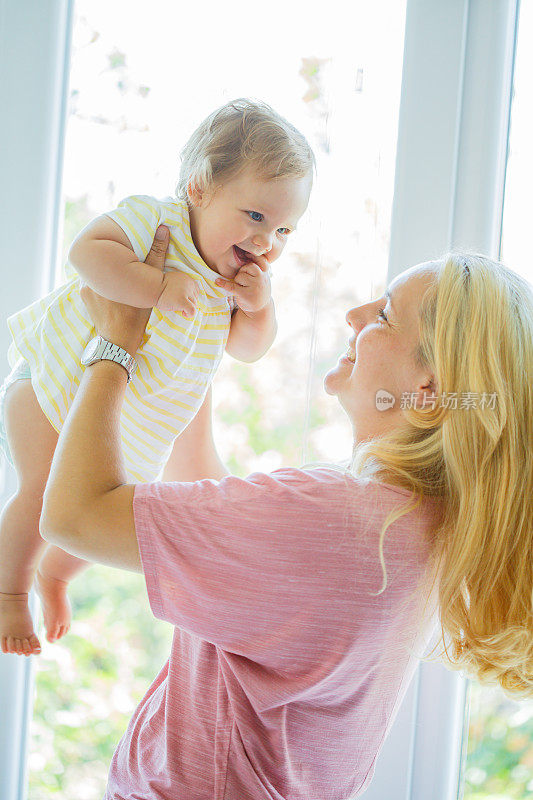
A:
[[82, 336, 137, 383], [100, 340, 137, 383]]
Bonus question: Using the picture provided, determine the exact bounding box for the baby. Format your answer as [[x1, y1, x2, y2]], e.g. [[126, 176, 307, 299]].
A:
[[0, 97, 314, 656]]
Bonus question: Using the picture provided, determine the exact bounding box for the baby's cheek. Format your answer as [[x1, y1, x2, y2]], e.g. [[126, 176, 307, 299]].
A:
[[269, 241, 285, 262]]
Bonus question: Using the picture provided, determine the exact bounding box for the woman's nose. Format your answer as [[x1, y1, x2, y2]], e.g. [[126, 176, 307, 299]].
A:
[[346, 306, 370, 339], [346, 307, 359, 328], [347, 298, 378, 330]]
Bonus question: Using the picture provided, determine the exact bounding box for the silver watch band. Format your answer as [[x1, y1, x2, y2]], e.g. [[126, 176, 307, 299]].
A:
[[100, 340, 137, 383], [81, 335, 138, 383]]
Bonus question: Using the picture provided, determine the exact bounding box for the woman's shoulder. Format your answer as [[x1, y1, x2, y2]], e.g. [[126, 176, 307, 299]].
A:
[[266, 464, 413, 497], [208, 466, 355, 510], [262, 466, 443, 521], [185, 467, 441, 526], [249, 464, 351, 490], [247, 464, 400, 506]]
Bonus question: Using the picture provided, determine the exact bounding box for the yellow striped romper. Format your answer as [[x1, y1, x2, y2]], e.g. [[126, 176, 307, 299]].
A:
[[7, 195, 233, 482]]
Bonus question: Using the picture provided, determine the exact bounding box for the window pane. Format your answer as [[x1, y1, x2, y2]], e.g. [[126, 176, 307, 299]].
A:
[[500, 1, 533, 286], [460, 3, 533, 798], [29, 0, 407, 795], [462, 684, 533, 799]]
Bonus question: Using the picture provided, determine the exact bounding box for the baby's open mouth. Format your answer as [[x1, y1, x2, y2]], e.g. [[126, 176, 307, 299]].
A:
[[233, 245, 253, 266]]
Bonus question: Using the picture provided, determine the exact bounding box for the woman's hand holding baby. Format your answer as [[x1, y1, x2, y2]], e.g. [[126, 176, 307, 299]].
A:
[[79, 225, 170, 355], [215, 253, 272, 315], [156, 271, 200, 320]]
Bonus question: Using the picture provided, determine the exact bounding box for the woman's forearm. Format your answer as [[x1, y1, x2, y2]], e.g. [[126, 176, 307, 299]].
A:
[[69, 238, 165, 308], [41, 361, 129, 537], [39, 359, 141, 570], [40, 228, 170, 570]]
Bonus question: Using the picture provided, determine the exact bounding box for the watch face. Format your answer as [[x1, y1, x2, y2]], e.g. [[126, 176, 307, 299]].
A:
[[82, 337, 100, 364]]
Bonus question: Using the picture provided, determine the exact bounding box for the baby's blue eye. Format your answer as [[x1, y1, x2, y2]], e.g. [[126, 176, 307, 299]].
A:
[[278, 228, 290, 235], [248, 211, 263, 222]]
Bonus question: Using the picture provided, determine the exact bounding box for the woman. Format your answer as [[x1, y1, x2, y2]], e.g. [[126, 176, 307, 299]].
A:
[[39, 226, 533, 800]]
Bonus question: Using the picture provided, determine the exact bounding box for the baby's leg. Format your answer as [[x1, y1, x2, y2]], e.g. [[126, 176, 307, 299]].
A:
[[0, 377, 57, 590], [35, 544, 91, 643], [0, 378, 60, 655]]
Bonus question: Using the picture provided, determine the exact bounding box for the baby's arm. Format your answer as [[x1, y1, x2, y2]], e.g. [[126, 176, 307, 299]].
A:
[[226, 301, 277, 362], [216, 256, 277, 362], [69, 215, 167, 308]]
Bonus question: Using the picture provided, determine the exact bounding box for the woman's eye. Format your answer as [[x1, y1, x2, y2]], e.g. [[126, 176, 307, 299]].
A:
[[376, 308, 388, 323], [277, 228, 291, 236], [247, 211, 263, 222]]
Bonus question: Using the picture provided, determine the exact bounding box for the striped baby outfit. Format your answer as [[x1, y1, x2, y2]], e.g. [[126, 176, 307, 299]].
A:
[[7, 195, 233, 482]]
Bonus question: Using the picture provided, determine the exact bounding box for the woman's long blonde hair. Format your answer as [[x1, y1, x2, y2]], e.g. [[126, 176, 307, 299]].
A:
[[350, 252, 533, 699]]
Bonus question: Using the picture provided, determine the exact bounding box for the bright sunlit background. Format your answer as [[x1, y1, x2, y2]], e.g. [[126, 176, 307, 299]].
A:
[[57, 0, 408, 476], [19, 1, 533, 797]]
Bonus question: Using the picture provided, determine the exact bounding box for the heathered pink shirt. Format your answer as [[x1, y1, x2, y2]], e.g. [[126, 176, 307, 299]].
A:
[[104, 467, 442, 800]]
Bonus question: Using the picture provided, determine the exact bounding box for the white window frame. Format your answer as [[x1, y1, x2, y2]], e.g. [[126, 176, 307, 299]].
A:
[[0, 0, 519, 797], [0, 2, 74, 799], [366, 1, 519, 798]]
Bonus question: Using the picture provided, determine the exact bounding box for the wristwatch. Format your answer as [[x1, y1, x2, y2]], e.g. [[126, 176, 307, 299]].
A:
[[81, 335, 138, 383]]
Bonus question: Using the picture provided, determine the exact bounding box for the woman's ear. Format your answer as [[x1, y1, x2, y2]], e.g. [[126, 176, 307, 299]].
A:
[[413, 375, 439, 409]]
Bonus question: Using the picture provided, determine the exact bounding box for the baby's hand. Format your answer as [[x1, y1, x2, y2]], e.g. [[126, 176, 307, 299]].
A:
[[215, 254, 272, 314], [156, 270, 200, 319]]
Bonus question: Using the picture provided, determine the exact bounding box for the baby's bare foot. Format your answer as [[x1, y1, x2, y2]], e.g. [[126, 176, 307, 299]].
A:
[[34, 570, 71, 643], [0, 592, 41, 656]]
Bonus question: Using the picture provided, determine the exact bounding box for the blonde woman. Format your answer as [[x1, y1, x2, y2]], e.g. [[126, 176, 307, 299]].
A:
[[40, 229, 532, 800]]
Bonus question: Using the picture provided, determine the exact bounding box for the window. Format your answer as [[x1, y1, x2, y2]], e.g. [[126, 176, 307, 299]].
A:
[[27, 1, 407, 795], [460, 3, 533, 797], [3, 3, 524, 798]]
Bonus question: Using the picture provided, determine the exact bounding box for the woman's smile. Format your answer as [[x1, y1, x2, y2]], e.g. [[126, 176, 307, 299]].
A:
[[345, 342, 356, 362]]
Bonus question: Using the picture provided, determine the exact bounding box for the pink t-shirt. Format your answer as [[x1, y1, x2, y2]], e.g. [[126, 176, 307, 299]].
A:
[[104, 467, 442, 800]]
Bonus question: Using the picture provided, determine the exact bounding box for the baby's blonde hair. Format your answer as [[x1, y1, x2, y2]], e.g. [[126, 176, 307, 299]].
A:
[[175, 97, 315, 200], [350, 252, 533, 699]]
